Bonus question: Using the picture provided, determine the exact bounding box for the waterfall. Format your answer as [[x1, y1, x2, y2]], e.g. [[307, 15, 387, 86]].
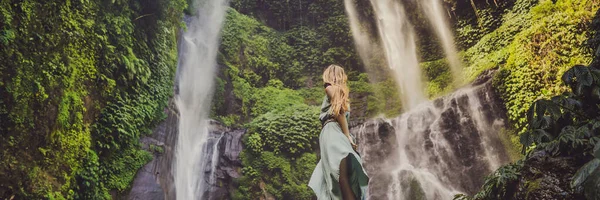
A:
[[209, 134, 225, 185], [345, 0, 426, 110], [345, 0, 509, 199], [353, 77, 510, 200], [173, 0, 229, 199], [421, 0, 463, 82], [371, 0, 425, 109], [344, 0, 376, 70]]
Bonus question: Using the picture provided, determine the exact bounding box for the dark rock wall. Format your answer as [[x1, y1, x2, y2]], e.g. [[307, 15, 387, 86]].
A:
[[126, 100, 245, 200]]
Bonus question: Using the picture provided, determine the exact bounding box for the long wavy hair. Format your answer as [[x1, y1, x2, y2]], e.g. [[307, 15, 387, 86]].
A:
[[322, 64, 350, 117]]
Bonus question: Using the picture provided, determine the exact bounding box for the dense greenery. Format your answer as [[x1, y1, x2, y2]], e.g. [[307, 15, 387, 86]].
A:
[[455, 53, 600, 200], [421, 59, 453, 98], [455, 6, 600, 199], [464, 0, 598, 132], [435, 0, 600, 155], [215, 4, 407, 198], [0, 0, 186, 199], [233, 104, 320, 199], [2, 0, 598, 198], [219, 0, 600, 198], [214, 7, 404, 126]]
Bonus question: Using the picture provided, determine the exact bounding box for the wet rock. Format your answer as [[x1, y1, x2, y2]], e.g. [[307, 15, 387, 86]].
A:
[[351, 70, 511, 199], [126, 100, 245, 200], [127, 163, 165, 200], [514, 151, 587, 200], [126, 100, 179, 200], [204, 121, 245, 200]]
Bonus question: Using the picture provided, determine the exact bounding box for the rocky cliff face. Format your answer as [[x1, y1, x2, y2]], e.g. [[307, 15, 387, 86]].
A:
[[510, 150, 587, 200], [126, 100, 245, 200], [126, 100, 178, 200], [350, 70, 511, 199], [202, 122, 245, 200]]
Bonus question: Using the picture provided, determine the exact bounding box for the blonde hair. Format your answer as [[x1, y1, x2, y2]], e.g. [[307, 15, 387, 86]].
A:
[[323, 64, 350, 117]]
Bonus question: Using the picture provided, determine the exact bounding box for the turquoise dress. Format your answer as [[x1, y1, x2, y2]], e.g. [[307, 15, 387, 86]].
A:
[[308, 95, 369, 200]]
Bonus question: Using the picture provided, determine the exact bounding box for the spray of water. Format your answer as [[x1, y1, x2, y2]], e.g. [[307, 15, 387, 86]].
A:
[[345, 1, 509, 199], [209, 134, 225, 185], [355, 83, 510, 200], [173, 0, 229, 199], [421, 0, 463, 83], [373, 0, 427, 109], [344, 0, 376, 69]]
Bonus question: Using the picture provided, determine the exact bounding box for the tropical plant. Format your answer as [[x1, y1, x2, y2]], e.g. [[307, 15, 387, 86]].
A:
[[520, 64, 600, 156], [456, 60, 600, 200], [453, 162, 523, 200]]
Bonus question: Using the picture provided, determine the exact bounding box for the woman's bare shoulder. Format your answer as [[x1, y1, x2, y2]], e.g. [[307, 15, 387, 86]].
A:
[[324, 85, 334, 99]]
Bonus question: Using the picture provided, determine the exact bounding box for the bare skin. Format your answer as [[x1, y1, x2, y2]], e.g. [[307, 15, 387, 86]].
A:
[[325, 86, 357, 200], [325, 86, 357, 148], [339, 157, 356, 200]]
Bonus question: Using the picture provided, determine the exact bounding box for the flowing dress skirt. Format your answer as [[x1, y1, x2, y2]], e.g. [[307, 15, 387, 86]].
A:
[[308, 122, 369, 200]]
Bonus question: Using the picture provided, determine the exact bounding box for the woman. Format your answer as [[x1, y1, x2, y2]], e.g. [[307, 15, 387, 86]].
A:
[[309, 65, 369, 200]]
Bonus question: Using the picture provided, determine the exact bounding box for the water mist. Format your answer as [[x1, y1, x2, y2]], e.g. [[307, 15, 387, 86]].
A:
[[421, 0, 463, 82], [173, 0, 229, 199], [344, 1, 509, 199]]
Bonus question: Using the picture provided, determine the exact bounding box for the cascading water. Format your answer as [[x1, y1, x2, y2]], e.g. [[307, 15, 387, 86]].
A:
[[173, 0, 229, 199], [352, 75, 510, 200], [344, 0, 376, 70], [209, 134, 225, 186], [421, 0, 463, 82], [369, 0, 426, 109], [344, 0, 510, 199]]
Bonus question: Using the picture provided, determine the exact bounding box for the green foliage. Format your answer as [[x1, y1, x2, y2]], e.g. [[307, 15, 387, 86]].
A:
[[149, 144, 165, 154], [246, 104, 320, 156], [235, 104, 320, 199], [73, 150, 110, 200], [475, 162, 523, 200], [298, 86, 324, 106], [0, 0, 186, 198], [231, 0, 345, 31], [215, 3, 403, 125], [460, 13, 600, 197], [497, 128, 524, 162], [218, 9, 399, 123], [421, 59, 453, 98], [347, 73, 403, 118], [517, 61, 600, 197], [520, 64, 600, 156], [454, 161, 523, 200], [454, 0, 519, 49], [371, 79, 404, 118], [463, 0, 598, 138], [463, 0, 538, 81], [251, 85, 305, 118], [220, 9, 302, 88]]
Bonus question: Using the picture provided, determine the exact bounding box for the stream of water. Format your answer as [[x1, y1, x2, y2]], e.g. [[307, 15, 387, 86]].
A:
[[421, 0, 463, 82], [353, 82, 510, 200], [369, 0, 426, 109], [173, 0, 229, 199], [344, 0, 507, 199]]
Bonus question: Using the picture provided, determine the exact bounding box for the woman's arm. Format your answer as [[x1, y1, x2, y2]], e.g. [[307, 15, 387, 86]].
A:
[[326, 86, 357, 149], [334, 111, 350, 136], [335, 108, 357, 149]]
